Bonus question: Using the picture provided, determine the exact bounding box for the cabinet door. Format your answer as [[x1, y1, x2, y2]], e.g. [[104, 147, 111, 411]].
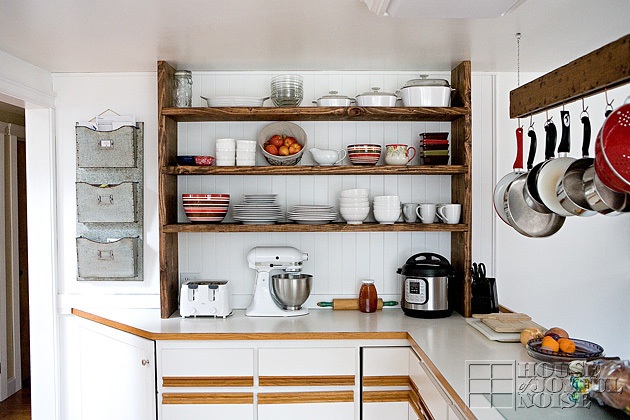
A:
[[77, 319, 156, 420], [258, 391, 355, 420], [408, 351, 448, 420], [364, 401, 410, 420], [162, 398, 253, 420]]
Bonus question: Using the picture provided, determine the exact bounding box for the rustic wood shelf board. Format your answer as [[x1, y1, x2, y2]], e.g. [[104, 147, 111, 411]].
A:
[[163, 222, 469, 233], [510, 34, 630, 118], [163, 165, 468, 176], [161, 106, 470, 122]]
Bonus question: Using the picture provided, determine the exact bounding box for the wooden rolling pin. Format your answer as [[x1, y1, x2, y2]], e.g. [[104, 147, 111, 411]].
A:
[[317, 299, 398, 310]]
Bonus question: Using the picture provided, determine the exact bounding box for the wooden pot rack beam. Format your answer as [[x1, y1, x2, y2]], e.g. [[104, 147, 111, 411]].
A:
[[510, 34, 630, 118]]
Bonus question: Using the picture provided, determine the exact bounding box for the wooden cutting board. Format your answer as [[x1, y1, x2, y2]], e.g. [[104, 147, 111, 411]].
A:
[[465, 318, 521, 342], [481, 318, 546, 333], [472, 312, 531, 321]]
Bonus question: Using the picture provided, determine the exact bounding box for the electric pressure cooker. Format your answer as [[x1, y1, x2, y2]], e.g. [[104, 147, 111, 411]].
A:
[[397, 252, 453, 318]]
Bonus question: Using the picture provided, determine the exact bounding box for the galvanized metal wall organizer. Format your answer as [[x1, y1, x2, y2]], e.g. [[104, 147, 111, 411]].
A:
[[75, 123, 144, 281]]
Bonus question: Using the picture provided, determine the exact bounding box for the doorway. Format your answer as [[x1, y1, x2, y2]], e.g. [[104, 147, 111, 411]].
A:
[[0, 101, 30, 406]]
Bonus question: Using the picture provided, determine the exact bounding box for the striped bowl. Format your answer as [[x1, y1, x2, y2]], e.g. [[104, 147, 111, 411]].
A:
[[348, 144, 381, 166], [182, 194, 230, 223]]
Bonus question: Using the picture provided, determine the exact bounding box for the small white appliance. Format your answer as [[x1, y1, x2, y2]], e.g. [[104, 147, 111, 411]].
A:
[[180, 280, 233, 318], [245, 246, 310, 317]]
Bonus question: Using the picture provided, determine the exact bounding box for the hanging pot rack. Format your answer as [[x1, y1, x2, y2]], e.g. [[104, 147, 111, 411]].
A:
[[510, 34, 630, 119]]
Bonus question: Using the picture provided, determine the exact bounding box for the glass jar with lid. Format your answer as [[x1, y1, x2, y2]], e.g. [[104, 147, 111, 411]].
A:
[[173, 70, 193, 107], [359, 279, 378, 313]]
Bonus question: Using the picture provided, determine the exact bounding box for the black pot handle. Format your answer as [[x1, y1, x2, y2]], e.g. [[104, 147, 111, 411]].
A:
[[405, 252, 450, 266], [526, 127, 537, 171], [544, 121, 557, 160], [581, 115, 591, 157], [558, 110, 571, 154]]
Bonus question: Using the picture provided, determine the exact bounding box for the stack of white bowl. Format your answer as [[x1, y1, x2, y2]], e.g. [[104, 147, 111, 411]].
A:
[[373, 195, 401, 224], [215, 138, 236, 166], [236, 140, 256, 166], [339, 189, 370, 224]]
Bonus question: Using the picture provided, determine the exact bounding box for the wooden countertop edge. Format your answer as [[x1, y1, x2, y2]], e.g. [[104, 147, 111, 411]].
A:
[[70, 308, 408, 341], [71, 308, 475, 419]]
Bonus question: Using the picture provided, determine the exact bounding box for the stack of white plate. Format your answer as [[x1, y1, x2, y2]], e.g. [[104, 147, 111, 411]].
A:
[[339, 189, 370, 224], [373, 195, 401, 224], [233, 194, 283, 225], [288, 205, 337, 225]]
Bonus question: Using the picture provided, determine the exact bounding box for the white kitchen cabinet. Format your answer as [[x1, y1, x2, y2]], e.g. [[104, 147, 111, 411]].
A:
[[408, 349, 448, 420], [258, 398, 355, 420], [162, 403, 254, 420], [259, 347, 356, 378], [76, 318, 156, 420]]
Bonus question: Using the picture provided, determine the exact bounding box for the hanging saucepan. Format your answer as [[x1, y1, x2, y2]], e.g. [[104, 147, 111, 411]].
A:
[[594, 96, 630, 194], [503, 131, 565, 237], [536, 110, 576, 216], [555, 109, 597, 216], [523, 118, 556, 214], [583, 166, 630, 216], [494, 127, 525, 224]]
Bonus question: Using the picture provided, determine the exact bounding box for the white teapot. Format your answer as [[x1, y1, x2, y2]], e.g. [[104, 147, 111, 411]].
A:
[[309, 148, 347, 166]]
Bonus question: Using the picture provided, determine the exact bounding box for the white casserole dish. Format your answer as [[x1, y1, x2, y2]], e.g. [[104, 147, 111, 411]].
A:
[[355, 87, 398, 107], [398, 75, 454, 107], [312, 91, 355, 107]]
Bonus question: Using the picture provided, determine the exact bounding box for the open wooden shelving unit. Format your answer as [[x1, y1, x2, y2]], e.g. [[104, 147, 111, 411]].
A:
[[158, 60, 473, 318]]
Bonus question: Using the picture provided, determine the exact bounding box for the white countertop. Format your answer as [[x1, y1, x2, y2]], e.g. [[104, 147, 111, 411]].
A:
[[72, 308, 625, 420]]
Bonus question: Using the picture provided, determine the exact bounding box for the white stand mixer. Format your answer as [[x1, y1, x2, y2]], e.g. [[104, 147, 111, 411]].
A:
[[245, 246, 310, 317]]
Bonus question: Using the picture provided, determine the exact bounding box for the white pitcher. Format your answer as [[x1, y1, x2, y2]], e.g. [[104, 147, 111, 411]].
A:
[[309, 148, 347, 166]]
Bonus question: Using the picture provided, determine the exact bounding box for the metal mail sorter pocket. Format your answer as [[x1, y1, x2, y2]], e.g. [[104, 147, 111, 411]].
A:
[[76, 237, 138, 279], [76, 182, 138, 223], [76, 125, 137, 168]]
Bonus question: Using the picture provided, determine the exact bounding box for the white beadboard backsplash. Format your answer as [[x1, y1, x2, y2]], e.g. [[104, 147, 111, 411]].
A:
[[178, 70, 456, 308]]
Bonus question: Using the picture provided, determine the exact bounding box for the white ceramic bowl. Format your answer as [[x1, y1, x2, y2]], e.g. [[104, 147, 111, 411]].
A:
[[340, 188, 370, 198], [373, 195, 400, 202], [339, 196, 370, 203], [340, 207, 370, 224], [373, 209, 401, 224], [340, 205, 370, 211]]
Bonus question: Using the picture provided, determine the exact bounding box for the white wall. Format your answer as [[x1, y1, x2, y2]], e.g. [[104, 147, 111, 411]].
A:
[[494, 73, 630, 358]]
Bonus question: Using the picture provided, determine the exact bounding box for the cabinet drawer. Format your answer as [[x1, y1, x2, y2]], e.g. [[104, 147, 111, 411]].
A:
[[160, 348, 254, 383], [363, 401, 409, 420], [258, 392, 354, 420], [161, 398, 253, 420], [363, 346, 410, 386], [76, 182, 138, 223], [409, 351, 448, 420], [258, 347, 357, 378], [76, 125, 137, 168], [76, 237, 138, 279]]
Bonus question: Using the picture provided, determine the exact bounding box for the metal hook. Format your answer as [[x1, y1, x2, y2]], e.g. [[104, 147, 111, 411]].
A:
[[581, 98, 589, 118], [528, 114, 535, 130], [605, 89, 615, 112], [544, 110, 553, 127]]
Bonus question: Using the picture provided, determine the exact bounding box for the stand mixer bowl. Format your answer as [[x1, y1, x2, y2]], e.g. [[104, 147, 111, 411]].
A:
[[270, 273, 313, 310]]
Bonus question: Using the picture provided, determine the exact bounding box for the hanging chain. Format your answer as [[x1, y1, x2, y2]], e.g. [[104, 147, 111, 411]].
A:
[[516, 33, 521, 87]]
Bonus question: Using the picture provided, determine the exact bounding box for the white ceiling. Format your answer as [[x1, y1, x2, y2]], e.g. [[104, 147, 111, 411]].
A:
[[0, 0, 628, 73]]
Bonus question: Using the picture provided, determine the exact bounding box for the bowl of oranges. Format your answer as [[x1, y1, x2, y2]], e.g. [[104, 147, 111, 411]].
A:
[[258, 122, 307, 166], [522, 327, 604, 362]]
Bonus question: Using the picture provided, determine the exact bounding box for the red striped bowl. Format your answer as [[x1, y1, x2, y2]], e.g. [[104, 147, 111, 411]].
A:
[[348, 144, 381, 165], [182, 194, 230, 223]]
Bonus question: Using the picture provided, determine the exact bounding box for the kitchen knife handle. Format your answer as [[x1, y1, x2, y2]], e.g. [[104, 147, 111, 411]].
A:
[[526, 128, 537, 171], [513, 127, 524, 171], [558, 110, 571, 154], [581, 115, 591, 157]]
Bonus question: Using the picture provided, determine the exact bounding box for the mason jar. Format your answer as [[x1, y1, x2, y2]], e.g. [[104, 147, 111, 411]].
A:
[[173, 70, 193, 107]]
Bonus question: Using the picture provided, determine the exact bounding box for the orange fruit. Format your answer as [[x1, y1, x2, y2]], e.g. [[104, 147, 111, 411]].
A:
[[541, 336, 559, 352], [558, 338, 576, 353]]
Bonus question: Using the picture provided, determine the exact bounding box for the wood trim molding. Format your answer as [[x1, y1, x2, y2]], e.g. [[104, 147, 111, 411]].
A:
[[510, 34, 630, 118], [363, 390, 410, 403], [409, 378, 435, 420], [258, 391, 354, 404], [259, 375, 355, 387], [363, 375, 410, 387], [162, 376, 254, 388], [162, 392, 253, 404]]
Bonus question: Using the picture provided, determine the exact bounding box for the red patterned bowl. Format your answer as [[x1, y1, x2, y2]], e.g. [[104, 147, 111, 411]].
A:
[[194, 156, 215, 166], [182, 194, 230, 223]]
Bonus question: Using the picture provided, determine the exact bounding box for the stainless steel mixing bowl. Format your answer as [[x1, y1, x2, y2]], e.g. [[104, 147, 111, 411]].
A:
[[270, 273, 313, 310]]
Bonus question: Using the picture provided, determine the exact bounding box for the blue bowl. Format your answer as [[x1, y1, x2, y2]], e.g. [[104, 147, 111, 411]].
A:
[[177, 155, 196, 166]]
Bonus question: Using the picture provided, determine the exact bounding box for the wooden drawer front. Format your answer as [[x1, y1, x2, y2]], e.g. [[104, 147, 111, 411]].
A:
[[76, 182, 137, 223], [76, 237, 137, 279], [363, 346, 410, 379], [76, 125, 137, 168], [409, 352, 448, 420], [258, 392, 354, 420], [258, 347, 355, 378], [161, 397, 253, 420], [160, 348, 254, 379]]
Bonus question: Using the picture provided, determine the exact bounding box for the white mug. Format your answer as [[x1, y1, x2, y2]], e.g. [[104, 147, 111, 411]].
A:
[[437, 204, 461, 224], [415, 203, 437, 224], [402, 203, 418, 223]]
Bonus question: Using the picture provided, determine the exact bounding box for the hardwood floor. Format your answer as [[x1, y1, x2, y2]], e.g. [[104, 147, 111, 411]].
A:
[[0, 388, 31, 420]]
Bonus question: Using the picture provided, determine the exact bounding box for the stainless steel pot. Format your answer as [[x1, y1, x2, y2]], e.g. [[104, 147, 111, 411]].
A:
[[355, 87, 398, 107], [397, 253, 453, 318], [583, 166, 630, 216], [398, 75, 454, 107], [312, 91, 355, 107]]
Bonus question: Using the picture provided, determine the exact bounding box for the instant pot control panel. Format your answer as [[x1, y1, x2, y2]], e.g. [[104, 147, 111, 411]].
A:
[[405, 278, 428, 305]]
